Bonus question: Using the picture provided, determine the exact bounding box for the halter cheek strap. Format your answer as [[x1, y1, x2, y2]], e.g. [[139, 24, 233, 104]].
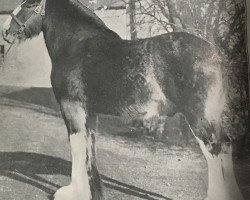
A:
[[34, 0, 46, 16], [10, 13, 25, 27], [10, 0, 46, 37]]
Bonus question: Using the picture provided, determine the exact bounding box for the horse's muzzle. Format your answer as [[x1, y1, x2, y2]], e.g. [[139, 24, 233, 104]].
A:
[[2, 30, 16, 44]]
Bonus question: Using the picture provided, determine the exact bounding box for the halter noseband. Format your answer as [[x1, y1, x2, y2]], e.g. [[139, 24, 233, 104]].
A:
[[10, 0, 46, 37]]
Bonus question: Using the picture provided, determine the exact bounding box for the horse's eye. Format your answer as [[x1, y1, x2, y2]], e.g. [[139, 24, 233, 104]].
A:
[[25, 0, 38, 8], [25, 3, 37, 8]]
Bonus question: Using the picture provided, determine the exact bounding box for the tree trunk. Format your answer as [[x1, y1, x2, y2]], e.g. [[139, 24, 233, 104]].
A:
[[165, 0, 185, 31], [127, 0, 137, 40]]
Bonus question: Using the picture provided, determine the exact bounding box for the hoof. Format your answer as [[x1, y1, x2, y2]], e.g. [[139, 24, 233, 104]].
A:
[[54, 184, 91, 200]]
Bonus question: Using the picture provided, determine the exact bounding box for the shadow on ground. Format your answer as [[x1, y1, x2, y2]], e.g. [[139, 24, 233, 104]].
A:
[[1, 86, 250, 199], [0, 151, 171, 200], [0, 86, 58, 111], [0, 86, 61, 117], [0, 86, 195, 147]]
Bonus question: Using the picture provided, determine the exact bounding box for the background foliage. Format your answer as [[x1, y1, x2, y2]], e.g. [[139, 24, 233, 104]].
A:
[[126, 0, 249, 146]]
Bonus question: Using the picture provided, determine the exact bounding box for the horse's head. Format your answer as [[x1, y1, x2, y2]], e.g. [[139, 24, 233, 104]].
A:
[[2, 0, 46, 44]]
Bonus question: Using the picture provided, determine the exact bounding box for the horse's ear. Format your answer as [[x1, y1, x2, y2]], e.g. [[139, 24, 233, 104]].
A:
[[68, 0, 106, 27]]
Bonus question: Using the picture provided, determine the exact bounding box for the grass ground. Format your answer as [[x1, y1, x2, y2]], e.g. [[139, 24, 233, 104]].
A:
[[0, 85, 249, 200]]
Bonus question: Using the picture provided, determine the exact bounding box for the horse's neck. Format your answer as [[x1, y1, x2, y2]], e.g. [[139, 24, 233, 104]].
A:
[[43, 19, 103, 49], [43, 0, 119, 61]]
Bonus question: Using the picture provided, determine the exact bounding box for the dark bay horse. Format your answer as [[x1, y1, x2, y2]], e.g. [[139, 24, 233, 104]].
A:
[[2, 0, 244, 199]]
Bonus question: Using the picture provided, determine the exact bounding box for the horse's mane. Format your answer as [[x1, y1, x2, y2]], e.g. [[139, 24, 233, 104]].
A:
[[68, 0, 107, 29]]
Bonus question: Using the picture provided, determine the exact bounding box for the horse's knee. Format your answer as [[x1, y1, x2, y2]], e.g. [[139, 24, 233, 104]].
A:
[[60, 100, 87, 133]]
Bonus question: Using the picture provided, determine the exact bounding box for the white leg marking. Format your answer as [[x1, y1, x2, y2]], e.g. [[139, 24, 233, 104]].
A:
[[197, 137, 244, 200], [54, 133, 92, 200], [70, 133, 91, 199], [204, 68, 225, 124], [54, 101, 92, 200], [187, 124, 244, 200], [144, 67, 166, 119]]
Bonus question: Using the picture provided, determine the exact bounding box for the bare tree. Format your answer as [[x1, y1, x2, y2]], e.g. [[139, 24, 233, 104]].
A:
[[125, 0, 249, 150], [127, 0, 138, 39]]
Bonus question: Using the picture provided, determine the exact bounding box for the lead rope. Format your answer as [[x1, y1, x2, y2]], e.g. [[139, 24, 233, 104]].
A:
[[0, 38, 17, 71], [5, 38, 16, 56]]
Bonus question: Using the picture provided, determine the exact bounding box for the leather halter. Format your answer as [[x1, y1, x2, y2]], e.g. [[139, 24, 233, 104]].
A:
[[10, 0, 46, 37]]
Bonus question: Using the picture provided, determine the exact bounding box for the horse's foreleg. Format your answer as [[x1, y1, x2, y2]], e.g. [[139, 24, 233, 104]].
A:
[[54, 100, 103, 200]]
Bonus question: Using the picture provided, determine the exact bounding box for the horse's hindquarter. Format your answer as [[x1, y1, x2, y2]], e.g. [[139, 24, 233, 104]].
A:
[[153, 33, 223, 121]]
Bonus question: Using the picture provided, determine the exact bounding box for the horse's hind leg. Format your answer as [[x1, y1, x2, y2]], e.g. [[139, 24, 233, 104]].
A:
[[54, 100, 103, 200], [195, 136, 243, 200], [188, 117, 244, 200]]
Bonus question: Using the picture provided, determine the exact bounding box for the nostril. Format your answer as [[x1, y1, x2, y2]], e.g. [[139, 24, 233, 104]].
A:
[[5, 29, 10, 36], [2, 29, 13, 43], [2, 29, 8, 38]]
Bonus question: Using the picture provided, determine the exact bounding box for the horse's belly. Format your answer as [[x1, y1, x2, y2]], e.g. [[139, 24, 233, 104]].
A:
[[93, 67, 178, 121], [94, 96, 177, 136], [96, 85, 177, 126]]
